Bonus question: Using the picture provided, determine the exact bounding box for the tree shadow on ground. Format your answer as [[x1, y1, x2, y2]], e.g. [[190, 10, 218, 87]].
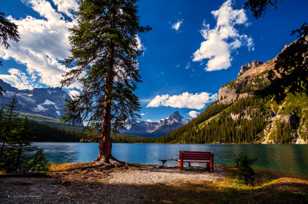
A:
[[0, 176, 308, 204]]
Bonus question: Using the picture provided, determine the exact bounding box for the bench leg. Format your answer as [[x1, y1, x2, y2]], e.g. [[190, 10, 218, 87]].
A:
[[206, 162, 214, 172], [206, 162, 210, 172], [178, 160, 184, 170], [210, 161, 214, 172]]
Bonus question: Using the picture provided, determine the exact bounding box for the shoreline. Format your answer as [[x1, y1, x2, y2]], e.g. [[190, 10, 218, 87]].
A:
[[31, 141, 308, 144], [48, 161, 308, 179]]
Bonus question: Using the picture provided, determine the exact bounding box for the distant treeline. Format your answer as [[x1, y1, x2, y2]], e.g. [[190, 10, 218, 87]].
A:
[[28, 120, 83, 142], [112, 134, 155, 143], [80, 127, 156, 143], [0, 97, 82, 142]]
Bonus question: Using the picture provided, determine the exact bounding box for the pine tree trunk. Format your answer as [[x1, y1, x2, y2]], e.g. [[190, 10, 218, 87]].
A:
[[97, 45, 115, 163], [98, 75, 113, 162], [98, 107, 112, 162]]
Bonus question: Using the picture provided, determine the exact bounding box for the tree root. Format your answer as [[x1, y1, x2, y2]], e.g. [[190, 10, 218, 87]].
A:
[[49, 156, 126, 172]]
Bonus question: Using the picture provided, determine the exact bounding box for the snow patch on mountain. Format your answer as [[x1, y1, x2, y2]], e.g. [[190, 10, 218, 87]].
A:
[[43, 99, 56, 106], [34, 104, 48, 112]]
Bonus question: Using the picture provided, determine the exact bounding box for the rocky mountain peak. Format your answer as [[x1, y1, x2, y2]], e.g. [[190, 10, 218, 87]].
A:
[[218, 59, 274, 105], [238, 60, 263, 76], [165, 111, 183, 123], [122, 111, 184, 137]]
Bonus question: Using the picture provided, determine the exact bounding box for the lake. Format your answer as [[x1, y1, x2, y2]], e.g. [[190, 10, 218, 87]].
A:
[[32, 143, 308, 178]]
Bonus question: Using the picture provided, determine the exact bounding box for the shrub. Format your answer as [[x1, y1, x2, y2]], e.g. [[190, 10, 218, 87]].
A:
[[235, 153, 257, 185], [0, 147, 20, 172], [0, 148, 48, 173], [25, 150, 48, 173]]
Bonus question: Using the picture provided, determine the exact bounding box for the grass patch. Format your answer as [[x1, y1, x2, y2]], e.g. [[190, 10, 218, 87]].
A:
[[48, 162, 98, 172], [151, 176, 308, 203]]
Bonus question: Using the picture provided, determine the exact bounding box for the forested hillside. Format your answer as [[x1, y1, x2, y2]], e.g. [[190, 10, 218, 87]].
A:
[[159, 36, 308, 144]]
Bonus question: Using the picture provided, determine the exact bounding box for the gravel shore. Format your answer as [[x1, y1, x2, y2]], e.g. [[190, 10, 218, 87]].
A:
[[1, 164, 308, 204], [106, 167, 224, 185]]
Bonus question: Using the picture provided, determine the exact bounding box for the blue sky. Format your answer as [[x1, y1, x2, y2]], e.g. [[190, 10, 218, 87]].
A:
[[0, 0, 307, 121]]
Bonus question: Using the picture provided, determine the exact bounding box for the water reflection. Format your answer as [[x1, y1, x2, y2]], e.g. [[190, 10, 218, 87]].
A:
[[77, 143, 98, 162], [34, 143, 79, 163], [32, 143, 308, 178], [291, 145, 308, 176]]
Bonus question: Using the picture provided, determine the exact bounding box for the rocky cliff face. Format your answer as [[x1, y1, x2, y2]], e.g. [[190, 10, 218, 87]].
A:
[[218, 86, 238, 104], [218, 60, 275, 105], [238, 61, 264, 76]]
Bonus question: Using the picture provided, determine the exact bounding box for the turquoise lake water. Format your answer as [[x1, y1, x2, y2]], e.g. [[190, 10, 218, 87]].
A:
[[32, 143, 308, 178]]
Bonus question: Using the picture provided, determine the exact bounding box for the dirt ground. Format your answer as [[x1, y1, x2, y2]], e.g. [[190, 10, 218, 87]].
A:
[[1, 164, 308, 204]]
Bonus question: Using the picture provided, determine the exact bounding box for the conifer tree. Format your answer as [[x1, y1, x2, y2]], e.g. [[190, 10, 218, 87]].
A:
[[0, 97, 37, 172], [244, 0, 277, 18], [0, 12, 19, 48], [62, 0, 150, 162], [14, 117, 31, 169], [0, 12, 19, 95], [0, 96, 18, 155]]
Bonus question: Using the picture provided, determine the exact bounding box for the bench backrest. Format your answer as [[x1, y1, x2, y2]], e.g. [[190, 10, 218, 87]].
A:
[[179, 151, 213, 160]]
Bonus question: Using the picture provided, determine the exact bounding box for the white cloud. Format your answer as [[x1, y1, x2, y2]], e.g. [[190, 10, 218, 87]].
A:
[[0, 0, 78, 88], [193, 0, 254, 71], [135, 35, 143, 50], [0, 68, 34, 90], [244, 35, 255, 51], [53, 0, 79, 17], [147, 92, 217, 110], [172, 19, 183, 31], [188, 111, 200, 118]]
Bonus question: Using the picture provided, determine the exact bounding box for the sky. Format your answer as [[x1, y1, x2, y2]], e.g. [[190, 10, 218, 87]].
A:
[[0, 0, 307, 121]]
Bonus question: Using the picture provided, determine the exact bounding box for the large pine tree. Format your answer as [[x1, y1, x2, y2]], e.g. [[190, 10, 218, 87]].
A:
[[62, 0, 150, 162]]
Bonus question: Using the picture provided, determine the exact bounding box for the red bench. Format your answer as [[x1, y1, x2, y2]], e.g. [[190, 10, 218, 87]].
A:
[[178, 151, 214, 172]]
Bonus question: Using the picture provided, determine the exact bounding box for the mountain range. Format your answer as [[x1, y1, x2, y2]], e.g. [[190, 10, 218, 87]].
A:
[[0, 79, 68, 119], [122, 111, 185, 137]]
